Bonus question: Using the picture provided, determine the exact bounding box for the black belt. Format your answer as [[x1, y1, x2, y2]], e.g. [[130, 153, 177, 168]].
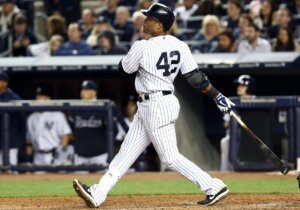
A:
[[138, 91, 172, 102], [36, 148, 55, 154]]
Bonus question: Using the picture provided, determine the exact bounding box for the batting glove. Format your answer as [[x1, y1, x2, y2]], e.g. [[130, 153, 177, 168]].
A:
[[214, 93, 235, 114]]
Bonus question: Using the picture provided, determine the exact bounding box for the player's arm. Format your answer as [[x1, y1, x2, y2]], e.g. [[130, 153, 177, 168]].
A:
[[119, 40, 146, 74], [25, 140, 33, 156], [183, 68, 234, 114]]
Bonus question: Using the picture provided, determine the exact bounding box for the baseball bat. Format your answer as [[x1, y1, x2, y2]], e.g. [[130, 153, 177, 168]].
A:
[[231, 111, 289, 175]]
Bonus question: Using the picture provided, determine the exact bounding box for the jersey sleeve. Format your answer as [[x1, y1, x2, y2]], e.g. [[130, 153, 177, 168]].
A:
[[121, 40, 146, 74], [180, 43, 198, 75], [56, 113, 72, 136], [26, 115, 33, 141]]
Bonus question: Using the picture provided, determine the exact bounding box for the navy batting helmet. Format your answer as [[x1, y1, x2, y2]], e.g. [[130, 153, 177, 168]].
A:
[[141, 3, 175, 32], [234, 74, 256, 94]]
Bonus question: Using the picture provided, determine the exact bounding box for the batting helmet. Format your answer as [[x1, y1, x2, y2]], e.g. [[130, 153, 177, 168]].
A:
[[141, 3, 175, 32], [234, 74, 256, 94]]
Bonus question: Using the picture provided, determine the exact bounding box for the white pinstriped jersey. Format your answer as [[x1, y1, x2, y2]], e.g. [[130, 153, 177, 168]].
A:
[[26, 112, 72, 151], [122, 35, 198, 94], [90, 35, 227, 207]]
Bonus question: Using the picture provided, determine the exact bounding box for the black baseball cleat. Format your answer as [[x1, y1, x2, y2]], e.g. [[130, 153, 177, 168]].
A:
[[73, 179, 98, 208], [197, 187, 229, 206]]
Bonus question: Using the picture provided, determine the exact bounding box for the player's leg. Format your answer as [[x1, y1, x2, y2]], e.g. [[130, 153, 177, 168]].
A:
[[146, 96, 227, 201], [74, 113, 151, 207]]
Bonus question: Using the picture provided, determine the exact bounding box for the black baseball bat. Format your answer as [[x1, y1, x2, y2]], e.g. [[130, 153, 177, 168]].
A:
[[231, 111, 289, 175]]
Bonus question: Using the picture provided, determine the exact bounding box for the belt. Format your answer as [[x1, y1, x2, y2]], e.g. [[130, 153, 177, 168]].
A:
[[138, 91, 172, 102], [36, 148, 55, 154]]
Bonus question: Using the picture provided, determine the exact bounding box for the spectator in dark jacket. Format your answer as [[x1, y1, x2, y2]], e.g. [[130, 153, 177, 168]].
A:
[[95, 0, 119, 25], [0, 71, 23, 166], [222, 0, 241, 31], [43, 0, 81, 25], [12, 14, 37, 56], [95, 30, 127, 55], [114, 6, 133, 42], [55, 23, 93, 56], [79, 9, 95, 40]]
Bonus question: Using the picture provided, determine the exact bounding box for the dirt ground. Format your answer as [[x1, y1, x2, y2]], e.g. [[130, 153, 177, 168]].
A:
[[0, 172, 299, 210]]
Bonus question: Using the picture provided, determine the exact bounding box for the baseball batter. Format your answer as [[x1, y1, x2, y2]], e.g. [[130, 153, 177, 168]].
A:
[[73, 3, 233, 207]]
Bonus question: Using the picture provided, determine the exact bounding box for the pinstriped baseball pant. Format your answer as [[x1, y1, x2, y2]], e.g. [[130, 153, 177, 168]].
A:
[[92, 94, 225, 206]]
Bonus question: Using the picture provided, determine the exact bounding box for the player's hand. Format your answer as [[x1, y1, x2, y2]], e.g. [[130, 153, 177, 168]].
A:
[[214, 94, 235, 114]]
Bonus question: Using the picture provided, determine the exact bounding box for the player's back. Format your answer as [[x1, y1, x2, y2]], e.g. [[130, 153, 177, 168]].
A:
[[122, 34, 197, 94], [136, 35, 194, 94]]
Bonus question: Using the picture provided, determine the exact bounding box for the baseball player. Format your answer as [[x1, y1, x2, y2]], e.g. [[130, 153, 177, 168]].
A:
[[73, 3, 233, 207], [26, 86, 73, 165], [220, 74, 256, 171]]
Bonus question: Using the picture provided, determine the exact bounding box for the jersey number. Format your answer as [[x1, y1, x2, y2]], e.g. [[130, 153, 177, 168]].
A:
[[156, 51, 180, 76]]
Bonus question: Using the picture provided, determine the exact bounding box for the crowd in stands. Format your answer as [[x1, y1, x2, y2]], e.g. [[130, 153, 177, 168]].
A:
[[0, 0, 300, 57]]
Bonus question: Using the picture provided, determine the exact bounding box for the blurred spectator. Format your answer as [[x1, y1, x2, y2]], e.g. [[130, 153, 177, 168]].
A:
[[47, 15, 67, 41], [95, 0, 120, 25], [131, 11, 146, 43], [220, 74, 256, 171], [222, 0, 241, 31], [157, 0, 176, 10], [70, 80, 128, 166], [119, 0, 138, 7], [55, 23, 93, 56], [86, 16, 113, 47], [0, 71, 22, 166], [79, 9, 95, 40], [194, 0, 224, 16], [114, 6, 134, 42], [232, 14, 253, 41], [0, 0, 20, 32], [269, 7, 294, 39], [210, 30, 236, 52], [259, 0, 277, 29], [286, 0, 300, 15], [43, 0, 81, 25], [95, 30, 127, 55], [174, 0, 198, 28], [28, 34, 64, 57], [15, 0, 34, 29], [192, 15, 221, 53], [272, 27, 300, 52], [137, 0, 152, 10], [237, 22, 271, 53], [26, 85, 73, 165], [12, 14, 37, 57], [169, 20, 188, 40]]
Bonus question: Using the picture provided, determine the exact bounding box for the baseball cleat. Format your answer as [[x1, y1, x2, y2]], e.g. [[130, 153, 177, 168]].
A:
[[197, 187, 229, 206], [73, 179, 98, 208]]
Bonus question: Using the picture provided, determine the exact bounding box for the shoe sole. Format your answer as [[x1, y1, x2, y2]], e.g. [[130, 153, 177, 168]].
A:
[[73, 179, 98, 208], [205, 188, 229, 206]]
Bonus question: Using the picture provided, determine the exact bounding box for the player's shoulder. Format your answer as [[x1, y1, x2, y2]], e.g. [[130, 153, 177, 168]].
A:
[[166, 35, 190, 51], [27, 112, 38, 122], [131, 39, 147, 48]]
